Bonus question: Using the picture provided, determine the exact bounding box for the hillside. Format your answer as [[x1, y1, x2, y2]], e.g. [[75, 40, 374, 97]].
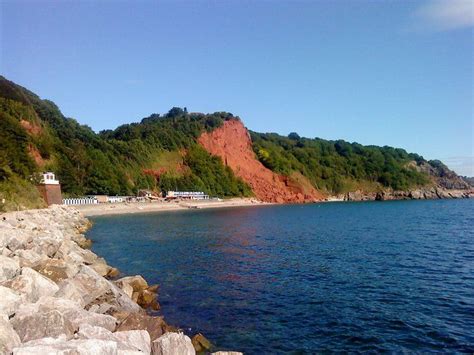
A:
[[198, 120, 325, 203], [0, 76, 251, 210], [0, 75, 471, 209], [249, 131, 471, 196]]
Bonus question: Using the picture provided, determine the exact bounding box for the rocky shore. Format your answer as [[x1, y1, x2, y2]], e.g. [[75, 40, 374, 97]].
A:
[[342, 187, 473, 202], [0, 205, 240, 354]]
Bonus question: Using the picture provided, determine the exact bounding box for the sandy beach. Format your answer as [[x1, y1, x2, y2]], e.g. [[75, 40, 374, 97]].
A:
[[75, 198, 269, 217]]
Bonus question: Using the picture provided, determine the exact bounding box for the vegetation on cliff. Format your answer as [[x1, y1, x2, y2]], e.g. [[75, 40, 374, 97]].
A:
[[0, 75, 469, 208], [0, 76, 251, 208], [250, 132, 431, 194]]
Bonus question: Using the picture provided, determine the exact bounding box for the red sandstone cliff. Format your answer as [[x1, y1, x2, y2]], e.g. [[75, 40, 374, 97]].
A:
[[198, 119, 325, 203]]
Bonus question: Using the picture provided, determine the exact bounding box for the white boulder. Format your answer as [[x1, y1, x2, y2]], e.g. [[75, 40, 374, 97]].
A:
[[0, 285, 21, 316], [4, 267, 59, 302], [151, 332, 195, 355], [12, 336, 118, 355], [0, 313, 21, 354], [0, 255, 20, 282]]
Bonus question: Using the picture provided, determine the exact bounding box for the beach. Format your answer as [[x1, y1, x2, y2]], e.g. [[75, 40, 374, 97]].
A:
[[74, 188, 473, 217], [75, 198, 269, 217]]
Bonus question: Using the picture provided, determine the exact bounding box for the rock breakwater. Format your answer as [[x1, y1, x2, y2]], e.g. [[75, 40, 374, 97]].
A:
[[0, 205, 241, 355]]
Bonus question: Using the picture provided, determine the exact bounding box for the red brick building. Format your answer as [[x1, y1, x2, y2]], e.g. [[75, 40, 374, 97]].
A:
[[37, 172, 63, 206]]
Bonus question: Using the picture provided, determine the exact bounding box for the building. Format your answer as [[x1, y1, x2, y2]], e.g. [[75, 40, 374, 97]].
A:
[[94, 195, 109, 203], [107, 196, 125, 203], [166, 191, 210, 200], [37, 172, 63, 206], [138, 190, 153, 198]]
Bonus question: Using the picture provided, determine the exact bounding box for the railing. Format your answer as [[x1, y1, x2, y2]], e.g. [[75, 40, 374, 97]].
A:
[[63, 198, 98, 205]]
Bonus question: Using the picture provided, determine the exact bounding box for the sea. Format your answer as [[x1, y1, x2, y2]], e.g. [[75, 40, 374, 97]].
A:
[[88, 199, 474, 353]]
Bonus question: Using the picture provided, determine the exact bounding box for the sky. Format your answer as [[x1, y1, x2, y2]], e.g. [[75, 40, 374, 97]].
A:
[[1, 0, 473, 176]]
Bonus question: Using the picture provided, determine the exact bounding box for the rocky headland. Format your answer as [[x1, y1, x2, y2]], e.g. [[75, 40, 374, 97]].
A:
[[342, 187, 473, 202], [197, 119, 473, 204], [0, 205, 240, 354]]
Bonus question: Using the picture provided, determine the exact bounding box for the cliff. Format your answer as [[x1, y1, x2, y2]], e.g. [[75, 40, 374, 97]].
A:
[[198, 120, 325, 203], [1, 74, 471, 207]]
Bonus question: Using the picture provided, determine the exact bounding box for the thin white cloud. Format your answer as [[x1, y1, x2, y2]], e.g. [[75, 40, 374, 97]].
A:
[[413, 0, 474, 32]]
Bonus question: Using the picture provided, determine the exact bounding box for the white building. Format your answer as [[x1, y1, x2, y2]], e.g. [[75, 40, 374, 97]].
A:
[[107, 196, 125, 203], [166, 191, 210, 200], [40, 172, 60, 185]]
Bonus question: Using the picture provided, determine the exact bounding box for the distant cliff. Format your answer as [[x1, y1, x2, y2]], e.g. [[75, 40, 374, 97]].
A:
[[198, 120, 325, 203], [0, 75, 471, 209], [198, 120, 472, 202]]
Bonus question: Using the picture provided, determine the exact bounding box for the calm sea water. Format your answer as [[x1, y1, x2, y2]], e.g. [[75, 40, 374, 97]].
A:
[[88, 199, 474, 353]]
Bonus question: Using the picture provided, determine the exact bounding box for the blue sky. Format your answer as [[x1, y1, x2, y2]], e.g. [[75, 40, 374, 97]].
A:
[[1, 0, 473, 175]]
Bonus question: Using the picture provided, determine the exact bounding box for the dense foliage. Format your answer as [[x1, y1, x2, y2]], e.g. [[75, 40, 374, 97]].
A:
[[1, 75, 459, 207], [0, 76, 251, 199], [250, 132, 430, 193]]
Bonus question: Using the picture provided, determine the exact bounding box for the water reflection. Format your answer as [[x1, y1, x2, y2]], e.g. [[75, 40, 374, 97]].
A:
[[89, 200, 474, 353]]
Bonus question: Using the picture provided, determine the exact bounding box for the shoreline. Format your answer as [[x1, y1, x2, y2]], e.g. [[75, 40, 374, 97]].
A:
[[75, 198, 271, 217], [75, 187, 473, 217], [0, 205, 235, 354]]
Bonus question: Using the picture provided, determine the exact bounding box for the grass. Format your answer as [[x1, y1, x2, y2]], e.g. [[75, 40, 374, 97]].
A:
[[0, 176, 46, 212]]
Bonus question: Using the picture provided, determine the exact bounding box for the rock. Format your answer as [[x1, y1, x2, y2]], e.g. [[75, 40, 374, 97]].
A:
[[1, 273, 35, 302], [55, 279, 86, 306], [71, 265, 141, 314], [147, 284, 159, 293], [24, 267, 59, 301], [14, 249, 46, 268], [151, 332, 195, 355], [77, 323, 113, 339], [448, 190, 464, 198], [107, 267, 120, 278], [90, 259, 111, 277], [12, 335, 118, 355], [117, 275, 149, 292], [11, 296, 117, 341], [1, 206, 192, 354], [33, 259, 70, 283], [75, 236, 93, 249], [114, 330, 151, 354], [0, 255, 20, 282], [31, 236, 62, 258], [11, 308, 75, 342], [132, 291, 140, 303], [121, 282, 134, 298], [3, 267, 59, 302], [138, 289, 160, 310], [77, 248, 98, 265], [67, 305, 117, 331], [409, 190, 424, 199], [0, 285, 21, 316], [77, 324, 151, 354], [0, 313, 21, 354], [115, 312, 169, 341], [3, 229, 32, 252], [191, 333, 212, 353], [88, 302, 115, 314]]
